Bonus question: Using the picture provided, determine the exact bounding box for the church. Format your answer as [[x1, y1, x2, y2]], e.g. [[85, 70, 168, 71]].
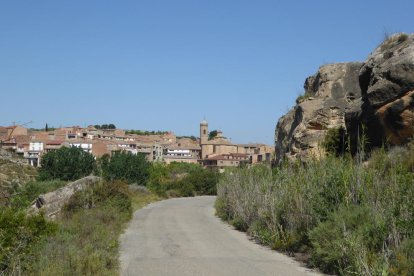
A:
[[199, 120, 274, 170]]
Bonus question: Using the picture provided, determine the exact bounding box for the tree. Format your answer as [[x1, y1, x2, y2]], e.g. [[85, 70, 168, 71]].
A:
[[38, 146, 96, 181], [99, 152, 150, 185], [45, 123, 49, 132], [209, 130, 218, 140]]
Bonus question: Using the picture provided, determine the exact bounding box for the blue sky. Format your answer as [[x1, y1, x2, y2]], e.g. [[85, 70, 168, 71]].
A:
[[1, 1, 413, 144]]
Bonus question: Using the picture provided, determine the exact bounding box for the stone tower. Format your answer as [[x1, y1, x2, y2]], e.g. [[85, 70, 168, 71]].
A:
[[200, 119, 208, 145]]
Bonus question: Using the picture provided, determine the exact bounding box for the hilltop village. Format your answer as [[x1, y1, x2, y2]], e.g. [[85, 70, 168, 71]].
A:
[[0, 120, 274, 171]]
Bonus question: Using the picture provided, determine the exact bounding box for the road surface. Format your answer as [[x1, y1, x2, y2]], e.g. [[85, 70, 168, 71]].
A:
[[120, 196, 320, 276]]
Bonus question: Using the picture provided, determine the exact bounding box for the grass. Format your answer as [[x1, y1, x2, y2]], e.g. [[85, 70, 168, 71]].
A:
[[295, 92, 312, 104], [10, 179, 67, 209], [1, 180, 161, 275], [216, 143, 414, 275], [130, 189, 161, 211], [380, 33, 409, 51], [0, 158, 38, 205]]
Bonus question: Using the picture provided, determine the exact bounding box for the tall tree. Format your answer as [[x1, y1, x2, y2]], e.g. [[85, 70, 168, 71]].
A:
[[39, 146, 96, 181], [208, 130, 218, 140], [99, 151, 150, 185]]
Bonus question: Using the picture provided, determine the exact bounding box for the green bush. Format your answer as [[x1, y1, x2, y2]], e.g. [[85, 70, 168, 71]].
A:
[[296, 92, 312, 104], [98, 152, 150, 185], [309, 204, 387, 275], [0, 208, 57, 274], [27, 181, 132, 275], [11, 179, 67, 209], [321, 126, 349, 156], [148, 162, 219, 197], [39, 146, 96, 181], [216, 143, 414, 275], [389, 237, 414, 276]]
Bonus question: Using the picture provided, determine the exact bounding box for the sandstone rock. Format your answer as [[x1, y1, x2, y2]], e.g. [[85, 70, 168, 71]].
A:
[[275, 62, 363, 163], [28, 176, 101, 219], [346, 33, 414, 149], [276, 33, 414, 162]]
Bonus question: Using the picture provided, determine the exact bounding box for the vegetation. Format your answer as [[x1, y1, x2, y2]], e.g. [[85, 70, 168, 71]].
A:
[[29, 127, 56, 132], [98, 152, 150, 185], [38, 146, 96, 181], [380, 33, 409, 51], [10, 179, 67, 209], [148, 162, 219, 197], [321, 126, 349, 156], [176, 135, 197, 141], [1, 145, 218, 274], [0, 158, 38, 205], [125, 129, 169, 135], [208, 130, 218, 140], [0, 179, 65, 274], [94, 124, 116, 129], [295, 91, 312, 104], [0, 208, 57, 275], [1, 178, 160, 275], [27, 181, 132, 275], [216, 144, 414, 275]]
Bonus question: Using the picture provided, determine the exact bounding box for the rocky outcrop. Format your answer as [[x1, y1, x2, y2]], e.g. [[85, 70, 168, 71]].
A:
[[28, 176, 101, 219], [275, 62, 363, 162], [276, 33, 414, 162], [346, 33, 414, 150]]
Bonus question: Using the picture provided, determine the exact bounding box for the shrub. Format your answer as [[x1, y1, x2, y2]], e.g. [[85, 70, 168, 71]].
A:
[[27, 181, 133, 275], [380, 33, 409, 51], [321, 126, 349, 156], [0, 209, 57, 274], [38, 146, 96, 181], [148, 162, 219, 197], [296, 92, 312, 104], [216, 143, 414, 275], [11, 179, 67, 209], [99, 152, 150, 185], [389, 237, 414, 276], [309, 204, 387, 275]]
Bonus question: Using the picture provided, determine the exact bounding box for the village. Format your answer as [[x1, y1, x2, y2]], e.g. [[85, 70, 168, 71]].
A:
[[0, 120, 274, 171]]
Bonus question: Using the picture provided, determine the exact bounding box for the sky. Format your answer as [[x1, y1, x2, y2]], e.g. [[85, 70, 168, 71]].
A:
[[0, 1, 413, 144]]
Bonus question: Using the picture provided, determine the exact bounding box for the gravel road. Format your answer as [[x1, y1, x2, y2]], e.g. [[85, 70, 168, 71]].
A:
[[120, 196, 320, 276]]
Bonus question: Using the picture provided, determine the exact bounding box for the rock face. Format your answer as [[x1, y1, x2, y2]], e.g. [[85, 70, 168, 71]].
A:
[[276, 33, 414, 162], [347, 33, 414, 150], [275, 62, 363, 162], [28, 176, 101, 219]]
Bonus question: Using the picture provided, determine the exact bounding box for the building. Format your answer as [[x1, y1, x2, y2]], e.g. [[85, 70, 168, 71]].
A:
[[199, 120, 274, 169], [203, 153, 250, 172], [25, 141, 44, 167], [5, 125, 28, 137]]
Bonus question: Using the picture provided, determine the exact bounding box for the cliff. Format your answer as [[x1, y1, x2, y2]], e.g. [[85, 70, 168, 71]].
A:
[[275, 33, 414, 162]]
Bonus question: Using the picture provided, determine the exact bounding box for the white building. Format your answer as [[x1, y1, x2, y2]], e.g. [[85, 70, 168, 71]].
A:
[[24, 141, 44, 167], [68, 141, 93, 153]]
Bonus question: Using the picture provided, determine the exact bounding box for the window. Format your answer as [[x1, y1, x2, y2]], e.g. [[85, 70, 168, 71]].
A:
[[203, 129, 206, 135]]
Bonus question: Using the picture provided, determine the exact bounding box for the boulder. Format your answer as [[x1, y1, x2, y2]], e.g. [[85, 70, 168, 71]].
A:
[[28, 176, 101, 219], [276, 33, 414, 162], [275, 62, 363, 163], [346, 33, 414, 150]]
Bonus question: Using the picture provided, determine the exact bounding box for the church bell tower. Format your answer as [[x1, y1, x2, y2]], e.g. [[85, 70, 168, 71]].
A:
[[200, 119, 208, 145]]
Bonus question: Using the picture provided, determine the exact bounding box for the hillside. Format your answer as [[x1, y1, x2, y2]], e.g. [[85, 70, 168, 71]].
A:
[[0, 151, 37, 205]]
